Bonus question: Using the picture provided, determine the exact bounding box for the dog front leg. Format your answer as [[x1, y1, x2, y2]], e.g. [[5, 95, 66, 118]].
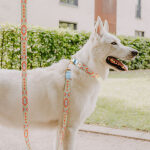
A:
[[62, 127, 77, 150], [55, 126, 77, 150]]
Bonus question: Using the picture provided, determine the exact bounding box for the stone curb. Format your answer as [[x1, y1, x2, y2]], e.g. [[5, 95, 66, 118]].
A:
[[80, 124, 150, 142]]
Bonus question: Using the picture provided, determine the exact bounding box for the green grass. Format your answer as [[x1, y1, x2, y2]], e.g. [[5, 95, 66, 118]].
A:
[[86, 70, 150, 132]]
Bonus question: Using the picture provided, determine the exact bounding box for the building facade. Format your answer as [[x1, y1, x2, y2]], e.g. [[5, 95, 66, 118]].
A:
[[117, 0, 150, 37], [1, 0, 150, 37], [95, 0, 150, 37], [0, 0, 95, 32]]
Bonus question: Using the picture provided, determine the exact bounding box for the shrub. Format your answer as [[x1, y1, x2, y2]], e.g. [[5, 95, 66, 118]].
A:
[[119, 36, 150, 70], [0, 24, 149, 70], [0, 25, 89, 69]]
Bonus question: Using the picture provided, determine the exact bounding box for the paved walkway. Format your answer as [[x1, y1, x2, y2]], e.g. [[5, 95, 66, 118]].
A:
[[1, 125, 150, 150], [80, 124, 150, 142]]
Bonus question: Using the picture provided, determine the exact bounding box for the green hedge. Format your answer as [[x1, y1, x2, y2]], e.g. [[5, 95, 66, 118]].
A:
[[0, 25, 89, 69], [0, 25, 149, 70], [119, 36, 150, 70]]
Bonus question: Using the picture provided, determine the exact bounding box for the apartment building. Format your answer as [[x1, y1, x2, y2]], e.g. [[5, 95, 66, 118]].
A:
[[1, 0, 150, 37], [0, 0, 95, 32], [95, 0, 150, 37]]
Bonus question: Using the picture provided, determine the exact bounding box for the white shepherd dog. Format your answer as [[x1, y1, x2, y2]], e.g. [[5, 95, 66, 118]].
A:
[[0, 17, 138, 150]]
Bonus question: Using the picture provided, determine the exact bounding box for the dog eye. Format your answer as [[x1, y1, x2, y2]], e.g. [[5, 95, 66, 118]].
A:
[[111, 42, 117, 45]]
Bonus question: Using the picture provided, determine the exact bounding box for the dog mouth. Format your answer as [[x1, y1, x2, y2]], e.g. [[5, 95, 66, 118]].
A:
[[106, 56, 128, 71]]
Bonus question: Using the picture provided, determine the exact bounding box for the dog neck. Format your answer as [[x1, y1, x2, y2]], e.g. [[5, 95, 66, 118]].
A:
[[73, 35, 109, 80]]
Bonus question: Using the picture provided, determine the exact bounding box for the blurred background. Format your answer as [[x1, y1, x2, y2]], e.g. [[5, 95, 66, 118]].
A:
[[0, 0, 150, 37]]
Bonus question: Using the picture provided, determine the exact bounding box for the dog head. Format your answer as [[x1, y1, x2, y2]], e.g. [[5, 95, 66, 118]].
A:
[[91, 16, 138, 72]]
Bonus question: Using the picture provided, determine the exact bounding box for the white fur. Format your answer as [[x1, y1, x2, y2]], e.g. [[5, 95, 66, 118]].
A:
[[0, 17, 137, 150]]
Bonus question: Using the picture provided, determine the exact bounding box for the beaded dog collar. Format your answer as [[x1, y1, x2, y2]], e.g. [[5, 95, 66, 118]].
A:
[[70, 58, 100, 79]]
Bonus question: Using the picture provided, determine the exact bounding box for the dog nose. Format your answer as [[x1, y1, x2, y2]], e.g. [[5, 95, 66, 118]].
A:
[[131, 50, 138, 56]]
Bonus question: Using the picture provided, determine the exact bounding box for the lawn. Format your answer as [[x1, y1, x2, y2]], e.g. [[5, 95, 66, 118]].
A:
[[86, 70, 150, 132]]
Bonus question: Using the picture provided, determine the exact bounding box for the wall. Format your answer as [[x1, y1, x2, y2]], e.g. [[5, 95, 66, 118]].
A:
[[117, 0, 150, 37], [0, 0, 20, 25], [0, 0, 95, 32]]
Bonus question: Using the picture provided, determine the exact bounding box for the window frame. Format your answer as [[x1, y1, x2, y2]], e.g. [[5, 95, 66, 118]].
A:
[[59, 21, 77, 30], [60, 0, 78, 6], [135, 30, 145, 37], [136, 0, 142, 19]]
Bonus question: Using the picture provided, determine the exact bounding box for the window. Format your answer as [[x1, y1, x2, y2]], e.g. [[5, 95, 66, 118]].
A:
[[59, 21, 77, 30], [136, 0, 141, 19], [60, 0, 78, 6], [135, 30, 144, 37]]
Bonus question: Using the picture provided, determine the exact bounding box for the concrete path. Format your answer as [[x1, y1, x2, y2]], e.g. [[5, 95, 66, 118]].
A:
[[80, 124, 150, 142], [1, 125, 150, 150]]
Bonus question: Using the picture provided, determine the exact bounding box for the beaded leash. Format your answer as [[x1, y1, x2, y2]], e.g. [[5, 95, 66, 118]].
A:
[[59, 58, 99, 149], [21, 0, 31, 149], [58, 67, 72, 149]]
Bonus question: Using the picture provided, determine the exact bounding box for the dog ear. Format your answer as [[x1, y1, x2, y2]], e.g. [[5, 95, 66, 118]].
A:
[[104, 20, 109, 32], [95, 16, 104, 36]]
